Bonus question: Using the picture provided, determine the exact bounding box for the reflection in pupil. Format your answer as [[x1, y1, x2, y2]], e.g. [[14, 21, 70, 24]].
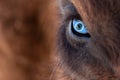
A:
[[77, 23, 82, 30]]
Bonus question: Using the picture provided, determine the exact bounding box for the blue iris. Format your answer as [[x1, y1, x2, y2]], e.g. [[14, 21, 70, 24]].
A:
[[72, 19, 88, 34], [71, 19, 90, 37]]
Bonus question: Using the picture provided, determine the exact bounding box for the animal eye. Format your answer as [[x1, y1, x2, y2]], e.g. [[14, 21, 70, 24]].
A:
[[71, 19, 91, 38]]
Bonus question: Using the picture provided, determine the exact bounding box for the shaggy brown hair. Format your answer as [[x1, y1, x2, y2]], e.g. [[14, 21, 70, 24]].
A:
[[57, 0, 120, 80]]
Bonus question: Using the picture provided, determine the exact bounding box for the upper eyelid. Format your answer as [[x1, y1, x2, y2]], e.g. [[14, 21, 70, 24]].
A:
[[61, 3, 82, 21]]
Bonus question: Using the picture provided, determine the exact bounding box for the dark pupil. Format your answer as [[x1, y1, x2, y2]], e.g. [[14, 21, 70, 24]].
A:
[[77, 23, 82, 30]]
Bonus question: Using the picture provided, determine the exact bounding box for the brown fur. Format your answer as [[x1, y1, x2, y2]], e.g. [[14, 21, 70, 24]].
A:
[[0, 0, 58, 80], [57, 0, 120, 80]]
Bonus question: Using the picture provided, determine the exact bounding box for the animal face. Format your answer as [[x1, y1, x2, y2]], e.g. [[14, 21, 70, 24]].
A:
[[57, 0, 120, 80]]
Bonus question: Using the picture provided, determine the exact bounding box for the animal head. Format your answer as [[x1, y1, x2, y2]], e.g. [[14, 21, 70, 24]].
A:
[[57, 0, 120, 80]]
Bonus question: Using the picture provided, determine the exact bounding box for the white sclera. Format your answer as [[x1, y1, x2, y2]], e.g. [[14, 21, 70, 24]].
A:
[[73, 19, 88, 34]]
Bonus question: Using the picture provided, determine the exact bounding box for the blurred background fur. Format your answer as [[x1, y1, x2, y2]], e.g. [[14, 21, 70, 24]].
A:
[[0, 0, 60, 80]]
